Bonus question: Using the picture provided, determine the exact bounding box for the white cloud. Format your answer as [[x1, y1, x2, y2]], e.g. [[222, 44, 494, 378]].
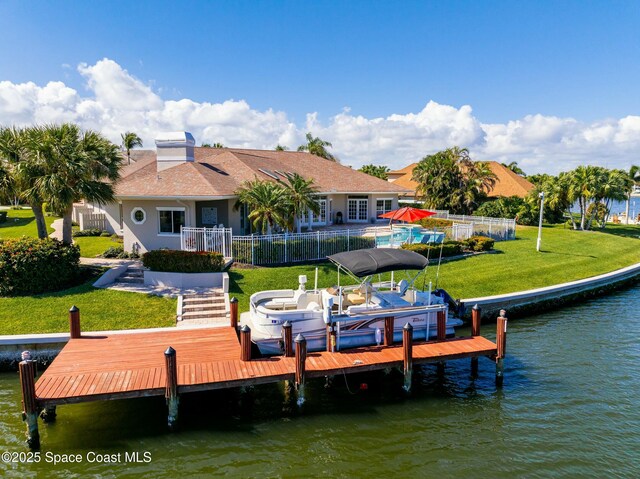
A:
[[0, 58, 638, 175]]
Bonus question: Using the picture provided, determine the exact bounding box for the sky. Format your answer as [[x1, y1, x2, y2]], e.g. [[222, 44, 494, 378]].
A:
[[0, 0, 639, 174]]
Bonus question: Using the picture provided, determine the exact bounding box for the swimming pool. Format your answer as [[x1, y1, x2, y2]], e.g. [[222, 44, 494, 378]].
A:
[[375, 226, 445, 247]]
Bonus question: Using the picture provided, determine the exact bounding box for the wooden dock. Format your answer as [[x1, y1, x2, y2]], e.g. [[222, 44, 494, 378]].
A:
[[18, 304, 507, 448]]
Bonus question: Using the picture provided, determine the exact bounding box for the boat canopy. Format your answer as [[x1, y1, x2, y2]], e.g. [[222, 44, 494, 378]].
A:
[[327, 248, 429, 277]]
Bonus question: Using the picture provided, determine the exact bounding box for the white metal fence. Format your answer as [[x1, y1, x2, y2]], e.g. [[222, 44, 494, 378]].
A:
[[181, 227, 233, 258], [432, 211, 516, 240], [451, 223, 474, 241]]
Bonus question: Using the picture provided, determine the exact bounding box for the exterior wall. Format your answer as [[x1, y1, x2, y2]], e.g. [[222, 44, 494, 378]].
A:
[[227, 200, 243, 232], [318, 194, 399, 226], [195, 200, 230, 228], [122, 200, 196, 253]]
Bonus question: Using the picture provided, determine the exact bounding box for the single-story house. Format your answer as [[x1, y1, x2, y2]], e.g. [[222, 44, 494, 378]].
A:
[[78, 132, 411, 253], [387, 161, 535, 201]]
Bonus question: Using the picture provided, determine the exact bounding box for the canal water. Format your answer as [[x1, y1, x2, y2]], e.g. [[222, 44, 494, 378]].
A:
[[1, 285, 639, 478]]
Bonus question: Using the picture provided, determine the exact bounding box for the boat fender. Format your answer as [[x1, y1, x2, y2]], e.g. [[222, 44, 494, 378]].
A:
[[375, 328, 382, 345]]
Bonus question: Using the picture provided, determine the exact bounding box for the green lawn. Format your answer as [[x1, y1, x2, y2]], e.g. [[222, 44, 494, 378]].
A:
[[229, 224, 640, 311], [0, 208, 57, 238], [73, 235, 121, 257], [0, 275, 176, 335]]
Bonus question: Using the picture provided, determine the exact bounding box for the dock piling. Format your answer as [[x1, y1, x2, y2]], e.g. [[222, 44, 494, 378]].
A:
[[402, 323, 413, 392], [164, 347, 179, 430], [295, 334, 307, 404], [240, 325, 252, 361], [326, 324, 336, 352], [69, 305, 81, 339], [436, 310, 446, 341], [283, 321, 294, 357], [495, 310, 508, 387], [384, 316, 394, 346], [471, 304, 481, 377], [19, 359, 39, 449], [229, 297, 239, 333]]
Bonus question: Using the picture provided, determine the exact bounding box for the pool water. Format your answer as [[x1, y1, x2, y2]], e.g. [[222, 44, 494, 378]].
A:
[[375, 226, 444, 247]]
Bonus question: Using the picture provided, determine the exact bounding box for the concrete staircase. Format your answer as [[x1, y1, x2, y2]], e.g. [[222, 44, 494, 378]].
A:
[[115, 265, 144, 284], [178, 291, 227, 327]]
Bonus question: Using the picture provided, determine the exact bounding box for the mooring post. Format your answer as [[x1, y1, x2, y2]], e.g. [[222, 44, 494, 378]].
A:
[[384, 316, 394, 346], [295, 334, 307, 404], [229, 297, 239, 333], [471, 304, 481, 377], [436, 310, 446, 341], [69, 305, 81, 339], [240, 325, 252, 361], [19, 358, 39, 449], [164, 346, 179, 430], [402, 323, 413, 392], [495, 310, 508, 387], [326, 323, 336, 352], [283, 321, 294, 357]]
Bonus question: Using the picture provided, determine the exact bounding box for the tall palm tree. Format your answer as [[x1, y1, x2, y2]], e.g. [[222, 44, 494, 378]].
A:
[[624, 165, 640, 224], [275, 144, 289, 151], [0, 126, 49, 238], [120, 131, 143, 165], [32, 124, 122, 244], [280, 172, 320, 233], [297, 132, 337, 162], [234, 179, 289, 234], [501, 161, 526, 176]]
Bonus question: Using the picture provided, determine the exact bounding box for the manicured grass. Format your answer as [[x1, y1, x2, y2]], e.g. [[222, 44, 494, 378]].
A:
[[0, 208, 57, 238], [229, 224, 640, 311], [0, 275, 177, 335], [73, 235, 121, 257]]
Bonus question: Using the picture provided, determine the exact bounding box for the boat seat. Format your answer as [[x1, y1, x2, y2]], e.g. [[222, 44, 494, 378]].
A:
[[346, 293, 366, 305]]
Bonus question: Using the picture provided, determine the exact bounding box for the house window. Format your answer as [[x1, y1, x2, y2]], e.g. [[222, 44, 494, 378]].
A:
[[157, 208, 186, 234], [376, 199, 393, 218], [131, 207, 146, 225], [347, 197, 368, 222]]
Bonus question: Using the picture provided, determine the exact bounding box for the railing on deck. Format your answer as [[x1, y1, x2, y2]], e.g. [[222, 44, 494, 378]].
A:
[[181, 226, 233, 259]]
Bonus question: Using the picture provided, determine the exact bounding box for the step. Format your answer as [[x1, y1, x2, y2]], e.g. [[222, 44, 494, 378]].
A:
[[124, 270, 144, 277], [180, 310, 228, 320], [182, 296, 224, 304], [182, 304, 225, 312], [117, 276, 144, 283]]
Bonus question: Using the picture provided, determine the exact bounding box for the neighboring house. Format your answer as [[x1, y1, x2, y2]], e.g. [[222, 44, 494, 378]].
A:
[[79, 132, 410, 254], [388, 161, 535, 201]]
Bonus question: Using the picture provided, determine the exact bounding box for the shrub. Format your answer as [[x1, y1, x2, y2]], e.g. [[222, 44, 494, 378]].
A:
[[464, 235, 495, 252], [0, 211, 6, 223], [414, 217, 454, 228], [0, 237, 80, 296], [102, 246, 124, 258], [73, 228, 105, 237], [100, 231, 112, 237], [142, 250, 225, 273], [401, 241, 463, 258]]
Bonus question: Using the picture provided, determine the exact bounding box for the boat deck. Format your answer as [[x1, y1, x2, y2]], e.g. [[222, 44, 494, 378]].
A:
[[35, 327, 497, 406]]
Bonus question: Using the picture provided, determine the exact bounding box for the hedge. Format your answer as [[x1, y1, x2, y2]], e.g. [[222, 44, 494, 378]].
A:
[[463, 235, 495, 252], [401, 241, 463, 258], [73, 228, 106, 237], [414, 217, 454, 228], [142, 249, 225, 273], [0, 211, 6, 223], [0, 237, 80, 296]]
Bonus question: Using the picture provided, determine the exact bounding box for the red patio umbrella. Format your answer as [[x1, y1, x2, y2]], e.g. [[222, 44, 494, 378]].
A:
[[378, 206, 436, 225]]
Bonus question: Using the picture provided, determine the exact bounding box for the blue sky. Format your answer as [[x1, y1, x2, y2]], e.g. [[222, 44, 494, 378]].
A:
[[0, 0, 639, 173]]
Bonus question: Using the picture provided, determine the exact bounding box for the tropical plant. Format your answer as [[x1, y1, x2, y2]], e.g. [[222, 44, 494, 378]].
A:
[[501, 161, 526, 176], [120, 131, 143, 165], [412, 147, 496, 214], [358, 164, 390, 180], [31, 124, 122, 244], [297, 132, 337, 161], [280, 172, 320, 233], [202, 142, 225, 148], [275, 144, 289, 151], [234, 179, 289, 234], [0, 126, 48, 238]]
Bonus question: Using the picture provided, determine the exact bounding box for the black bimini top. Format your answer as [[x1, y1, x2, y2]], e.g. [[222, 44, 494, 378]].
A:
[[328, 248, 429, 277]]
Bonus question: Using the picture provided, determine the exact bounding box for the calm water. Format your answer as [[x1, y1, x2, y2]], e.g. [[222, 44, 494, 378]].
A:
[[1, 287, 640, 478]]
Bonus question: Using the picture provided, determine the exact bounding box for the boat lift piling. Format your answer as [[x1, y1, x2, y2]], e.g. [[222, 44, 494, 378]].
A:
[[471, 304, 481, 378]]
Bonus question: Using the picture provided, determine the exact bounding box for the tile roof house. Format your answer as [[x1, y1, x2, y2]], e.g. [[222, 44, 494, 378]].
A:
[[81, 132, 411, 254], [388, 161, 535, 200]]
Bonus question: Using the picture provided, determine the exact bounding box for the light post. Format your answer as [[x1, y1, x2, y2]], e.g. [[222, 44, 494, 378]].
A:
[[536, 191, 545, 252]]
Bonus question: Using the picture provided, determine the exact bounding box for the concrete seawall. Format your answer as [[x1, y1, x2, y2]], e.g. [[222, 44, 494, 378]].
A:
[[459, 261, 640, 319]]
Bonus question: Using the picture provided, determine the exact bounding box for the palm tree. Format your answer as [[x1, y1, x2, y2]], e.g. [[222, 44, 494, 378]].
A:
[[202, 142, 225, 148], [234, 179, 289, 234], [0, 126, 49, 238], [358, 164, 390, 180], [275, 144, 289, 151], [120, 131, 143, 165], [624, 165, 640, 224], [280, 172, 320, 233], [297, 132, 337, 161], [32, 124, 121, 244], [501, 161, 526, 176]]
